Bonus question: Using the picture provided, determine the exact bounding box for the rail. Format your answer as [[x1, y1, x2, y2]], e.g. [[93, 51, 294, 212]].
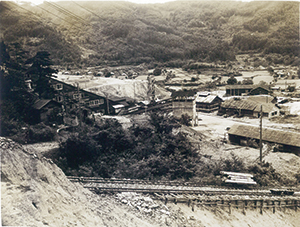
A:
[[67, 176, 299, 197], [67, 176, 202, 187]]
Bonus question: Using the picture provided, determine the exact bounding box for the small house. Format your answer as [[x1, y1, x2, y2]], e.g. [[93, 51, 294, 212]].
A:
[[32, 99, 62, 124], [195, 92, 223, 113]]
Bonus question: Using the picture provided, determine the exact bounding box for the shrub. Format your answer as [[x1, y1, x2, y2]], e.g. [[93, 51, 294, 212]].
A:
[[248, 162, 282, 186], [153, 68, 162, 76], [180, 114, 191, 126], [27, 123, 56, 143]]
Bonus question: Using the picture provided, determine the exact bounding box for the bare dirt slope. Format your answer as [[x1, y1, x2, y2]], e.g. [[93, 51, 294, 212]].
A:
[[1, 137, 158, 227]]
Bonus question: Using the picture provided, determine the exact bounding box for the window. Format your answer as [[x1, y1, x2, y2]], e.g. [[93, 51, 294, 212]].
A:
[[55, 96, 63, 102], [55, 84, 63, 90], [73, 93, 84, 100], [89, 99, 104, 106], [89, 100, 99, 106]]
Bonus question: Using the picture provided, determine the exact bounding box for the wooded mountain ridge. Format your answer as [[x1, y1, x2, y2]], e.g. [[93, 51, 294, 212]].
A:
[[0, 1, 299, 67]]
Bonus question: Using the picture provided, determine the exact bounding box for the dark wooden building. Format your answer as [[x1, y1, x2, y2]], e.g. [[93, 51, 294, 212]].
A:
[[225, 85, 253, 96], [32, 99, 62, 124], [49, 77, 108, 115], [248, 86, 270, 95], [226, 85, 270, 96], [228, 124, 300, 155], [219, 98, 280, 118], [195, 93, 223, 113]]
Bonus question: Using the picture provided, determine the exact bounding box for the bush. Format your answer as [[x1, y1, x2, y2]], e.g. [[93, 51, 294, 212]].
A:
[[52, 115, 202, 181], [153, 68, 162, 76], [227, 76, 237, 85], [180, 114, 191, 126], [27, 123, 56, 143], [248, 162, 282, 186]]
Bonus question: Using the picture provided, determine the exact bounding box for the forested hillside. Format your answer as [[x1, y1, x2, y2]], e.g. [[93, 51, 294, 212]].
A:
[[0, 1, 299, 67]]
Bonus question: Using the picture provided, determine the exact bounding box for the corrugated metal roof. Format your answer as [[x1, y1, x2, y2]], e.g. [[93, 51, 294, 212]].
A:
[[32, 99, 52, 110], [228, 124, 300, 147]]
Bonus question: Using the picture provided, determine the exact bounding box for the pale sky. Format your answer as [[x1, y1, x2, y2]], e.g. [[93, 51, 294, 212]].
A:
[[12, 0, 296, 6], [14, 0, 178, 6]]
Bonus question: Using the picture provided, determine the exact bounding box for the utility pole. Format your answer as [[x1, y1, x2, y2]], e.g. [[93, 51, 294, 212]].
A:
[[77, 82, 82, 127], [104, 92, 110, 115], [259, 105, 263, 164]]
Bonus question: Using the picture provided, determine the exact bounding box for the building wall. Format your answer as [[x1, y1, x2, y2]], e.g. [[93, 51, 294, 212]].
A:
[[172, 99, 197, 126], [173, 99, 195, 118], [50, 78, 107, 114], [196, 103, 220, 112], [226, 88, 252, 96]]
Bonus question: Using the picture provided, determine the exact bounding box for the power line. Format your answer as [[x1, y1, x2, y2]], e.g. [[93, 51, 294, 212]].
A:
[[34, 3, 95, 37], [3, 1, 59, 26], [4, 1, 87, 33], [44, 1, 88, 25], [35, 4, 78, 28], [71, 1, 102, 20], [2, 2, 98, 48]]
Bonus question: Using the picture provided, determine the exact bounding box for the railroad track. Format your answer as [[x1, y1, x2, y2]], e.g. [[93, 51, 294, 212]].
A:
[[67, 176, 300, 197]]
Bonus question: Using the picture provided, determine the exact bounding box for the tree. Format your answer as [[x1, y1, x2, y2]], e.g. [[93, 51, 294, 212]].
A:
[[153, 68, 162, 76], [227, 76, 237, 85], [0, 41, 37, 134], [26, 51, 56, 99], [287, 86, 295, 92], [242, 79, 253, 85], [267, 66, 274, 75], [180, 114, 191, 126]]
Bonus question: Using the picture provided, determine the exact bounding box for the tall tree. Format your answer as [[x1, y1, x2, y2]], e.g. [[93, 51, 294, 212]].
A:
[[26, 51, 56, 99]]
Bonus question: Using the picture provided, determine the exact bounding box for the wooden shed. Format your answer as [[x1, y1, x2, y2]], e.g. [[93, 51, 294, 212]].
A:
[[219, 98, 280, 118], [228, 124, 300, 155]]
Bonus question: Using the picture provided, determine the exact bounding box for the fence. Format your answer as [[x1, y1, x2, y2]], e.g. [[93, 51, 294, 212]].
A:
[[159, 198, 299, 215]]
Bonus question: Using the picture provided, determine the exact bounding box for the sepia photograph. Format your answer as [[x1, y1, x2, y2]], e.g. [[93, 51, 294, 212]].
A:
[[1, 0, 300, 226]]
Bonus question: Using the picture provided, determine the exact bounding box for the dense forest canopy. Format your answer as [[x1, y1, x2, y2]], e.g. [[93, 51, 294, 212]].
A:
[[0, 1, 299, 67]]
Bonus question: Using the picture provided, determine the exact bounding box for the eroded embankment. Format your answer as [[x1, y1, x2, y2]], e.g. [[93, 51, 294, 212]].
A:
[[1, 137, 156, 226]]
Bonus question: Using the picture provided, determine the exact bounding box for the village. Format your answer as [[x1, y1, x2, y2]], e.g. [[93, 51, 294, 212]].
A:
[[27, 62, 300, 157]]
